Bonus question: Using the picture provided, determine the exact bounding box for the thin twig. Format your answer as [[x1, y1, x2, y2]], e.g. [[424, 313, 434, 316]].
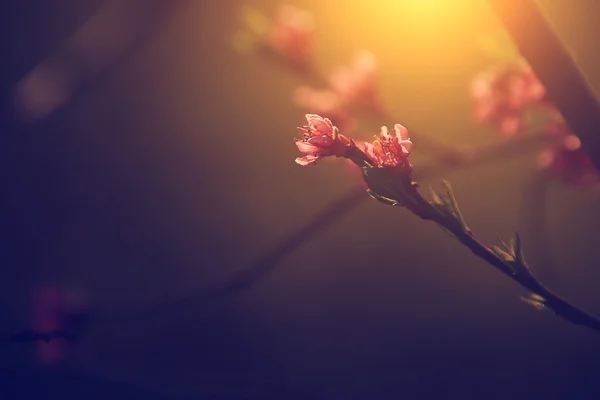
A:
[[488, 0, 600, 171], [399, 175, 600, 333], [415, 132, 548, 178], [101, 185, 367, 322], [8, 0, 187, 128], [446, 216, 600, 332]]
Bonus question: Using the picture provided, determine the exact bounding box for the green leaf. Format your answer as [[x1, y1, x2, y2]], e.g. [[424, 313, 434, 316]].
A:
[[366, 189, 399, 207], [429, 185, 443, 206], [441, 180, 468, 230], [496, 234, 511, 254], [491, 245, 514, 263], [521, 293, 547, 311], [511, 232, 525, 264]]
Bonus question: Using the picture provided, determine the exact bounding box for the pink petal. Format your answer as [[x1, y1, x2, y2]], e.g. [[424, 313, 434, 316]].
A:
[[295, 155, 319, 165], [400, 140, 413, 155], [307, 135, 333, 147], [305, 114, 333, 136], [500, 116, 520, 136], [394, 124, 409, 141], [372, 141, 384, 156], [296, 141, 321, 154], [380, 126, 391, 140], [363, 142, 375, 158]]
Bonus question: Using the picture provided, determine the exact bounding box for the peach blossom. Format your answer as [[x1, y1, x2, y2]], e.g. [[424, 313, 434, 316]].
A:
[[471, 64, 546, 136], [329, 50, 385, 115], [538, 122, 599, 186], [266, 5, 314, 70], [363, 124, 413, 168], [295, 114, 354, 166]]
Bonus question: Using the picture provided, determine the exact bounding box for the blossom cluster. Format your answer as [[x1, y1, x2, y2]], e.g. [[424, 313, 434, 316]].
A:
[[470, 58, 598, 186], [236, 5, 599, 187], [236, 5, 385, 133], [295, 114, 412, 171], [470, 63, 545, 136]]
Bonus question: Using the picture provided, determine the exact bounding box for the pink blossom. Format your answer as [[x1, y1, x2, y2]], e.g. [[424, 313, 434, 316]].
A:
[[363, 124, 413, 168], [266, 5, 314, 71], [538, 123, 599, 186], [293, 86, 356, 132], [329, 50, 385, 115], [295, 114, 354, 166], [471, 64, 546, 136]]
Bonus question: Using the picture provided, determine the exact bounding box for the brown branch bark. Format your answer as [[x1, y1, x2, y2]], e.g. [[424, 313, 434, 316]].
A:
[[488, 0, 600, 171]]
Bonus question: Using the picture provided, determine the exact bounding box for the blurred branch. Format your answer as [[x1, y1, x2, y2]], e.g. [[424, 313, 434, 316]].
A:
[[488, 0, 600, 171], [9, 0, 188, 127], [104, 184, 367, 321], [415, 131, 548, 178], [1, 329, 76, 343], [104, 132, 548, 321], [0, 134, 553, 330]]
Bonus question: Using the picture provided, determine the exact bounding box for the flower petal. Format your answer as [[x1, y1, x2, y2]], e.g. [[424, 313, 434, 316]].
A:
[[380, 125, 391, 140], [307, 135, 333, 147], [295, 154, 319, 165], [296, 140, 321, 154], [400, 140, 413, 155], [363, 142, 375, 159], [305, 114, 333, 136], [394, 124, 409, 141]]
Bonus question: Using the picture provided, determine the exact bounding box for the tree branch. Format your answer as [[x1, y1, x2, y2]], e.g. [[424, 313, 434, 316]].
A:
[[105, 133, 547, 321], [487, 0, 600, 171]]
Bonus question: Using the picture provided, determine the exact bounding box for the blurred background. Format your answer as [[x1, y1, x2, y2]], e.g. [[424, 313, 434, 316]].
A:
[[1, 0, 600, 398]]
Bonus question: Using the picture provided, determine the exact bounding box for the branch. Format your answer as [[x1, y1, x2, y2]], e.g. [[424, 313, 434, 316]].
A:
[[104, 185, 367, 322], [1, 329, 76, 343], [421, 195, 600, 332], [9, 0, 187, 127], [487, 0, 600, 171], [359, 153, 600, 333], [105, 133, 546, 321], [415, 132, 548, 178]]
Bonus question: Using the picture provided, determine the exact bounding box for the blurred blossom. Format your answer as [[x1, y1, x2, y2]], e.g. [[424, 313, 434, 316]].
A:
[[330, 50, 385, 116], [32, 285, 88, 366], [470, 64, 545, 136], [363, 124, 413, 169], [266, 5, 315, 71], [295, 114, 355, 166], [293, 86, 356, 132], [538, 122, 599, 187], [235, 5, 315, 72]]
